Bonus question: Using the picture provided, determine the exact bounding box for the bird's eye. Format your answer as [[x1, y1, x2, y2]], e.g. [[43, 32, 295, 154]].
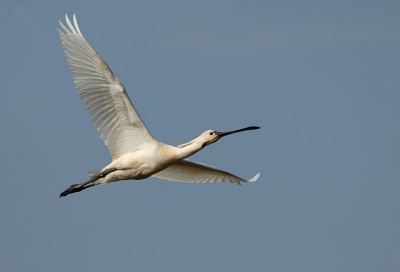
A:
[[210, 132, 214, 135]]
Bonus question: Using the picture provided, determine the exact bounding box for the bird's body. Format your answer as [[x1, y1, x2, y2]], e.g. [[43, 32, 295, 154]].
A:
[[57, 15, 260, 197], [94, 141, 191, 184]]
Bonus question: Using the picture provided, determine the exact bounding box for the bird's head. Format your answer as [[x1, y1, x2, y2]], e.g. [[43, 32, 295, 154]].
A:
[[201, 126, 260, 148]]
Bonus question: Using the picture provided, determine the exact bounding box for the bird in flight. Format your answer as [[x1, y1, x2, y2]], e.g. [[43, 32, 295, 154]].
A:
[[57, 15, 260, 197]]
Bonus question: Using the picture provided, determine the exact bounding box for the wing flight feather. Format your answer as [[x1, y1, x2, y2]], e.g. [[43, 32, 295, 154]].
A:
[[57, 14, 153, 159], [152, 160, 260, 185]]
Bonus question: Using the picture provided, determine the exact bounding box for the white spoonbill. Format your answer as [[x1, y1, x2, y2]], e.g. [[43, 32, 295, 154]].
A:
[[57, 15, 260, 198]]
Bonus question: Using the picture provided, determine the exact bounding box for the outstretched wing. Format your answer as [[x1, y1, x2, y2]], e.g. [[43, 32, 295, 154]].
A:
[[57, 14, 153, 159], [152, 160, 260, 185]]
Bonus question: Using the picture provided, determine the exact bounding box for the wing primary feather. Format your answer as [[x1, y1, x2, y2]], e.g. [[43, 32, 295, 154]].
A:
[[73, 14, 82, 35], [65, 14, 76, 34], [248, 173, 260, 182], [58, 21, 72, 35]]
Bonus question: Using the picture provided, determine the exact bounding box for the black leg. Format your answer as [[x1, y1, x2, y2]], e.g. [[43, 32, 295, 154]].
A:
[[59, 168, 117, 198]]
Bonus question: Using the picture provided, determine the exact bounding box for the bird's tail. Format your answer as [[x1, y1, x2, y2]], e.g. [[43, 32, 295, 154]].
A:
[[88, 169, 103, 179]]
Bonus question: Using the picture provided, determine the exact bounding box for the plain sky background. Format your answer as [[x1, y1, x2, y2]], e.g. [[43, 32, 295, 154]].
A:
[[1, 1, 399, 271]]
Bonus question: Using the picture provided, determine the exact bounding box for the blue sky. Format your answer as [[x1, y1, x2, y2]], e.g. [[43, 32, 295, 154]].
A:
[[1, 1, 399, 271]]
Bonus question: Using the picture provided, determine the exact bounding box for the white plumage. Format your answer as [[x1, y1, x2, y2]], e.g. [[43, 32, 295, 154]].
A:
[[57, 15, 260, 197]]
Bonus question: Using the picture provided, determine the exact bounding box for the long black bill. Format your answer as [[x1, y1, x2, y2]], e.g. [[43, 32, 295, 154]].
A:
[[215, 126, 260, 138]]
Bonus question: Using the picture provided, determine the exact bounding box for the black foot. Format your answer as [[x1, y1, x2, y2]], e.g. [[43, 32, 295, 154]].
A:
[[59, 183, 96, 198], [60, 184, 83, 197]]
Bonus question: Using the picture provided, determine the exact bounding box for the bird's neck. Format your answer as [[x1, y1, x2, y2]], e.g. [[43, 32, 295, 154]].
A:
[[174, 139, 203, 160]]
